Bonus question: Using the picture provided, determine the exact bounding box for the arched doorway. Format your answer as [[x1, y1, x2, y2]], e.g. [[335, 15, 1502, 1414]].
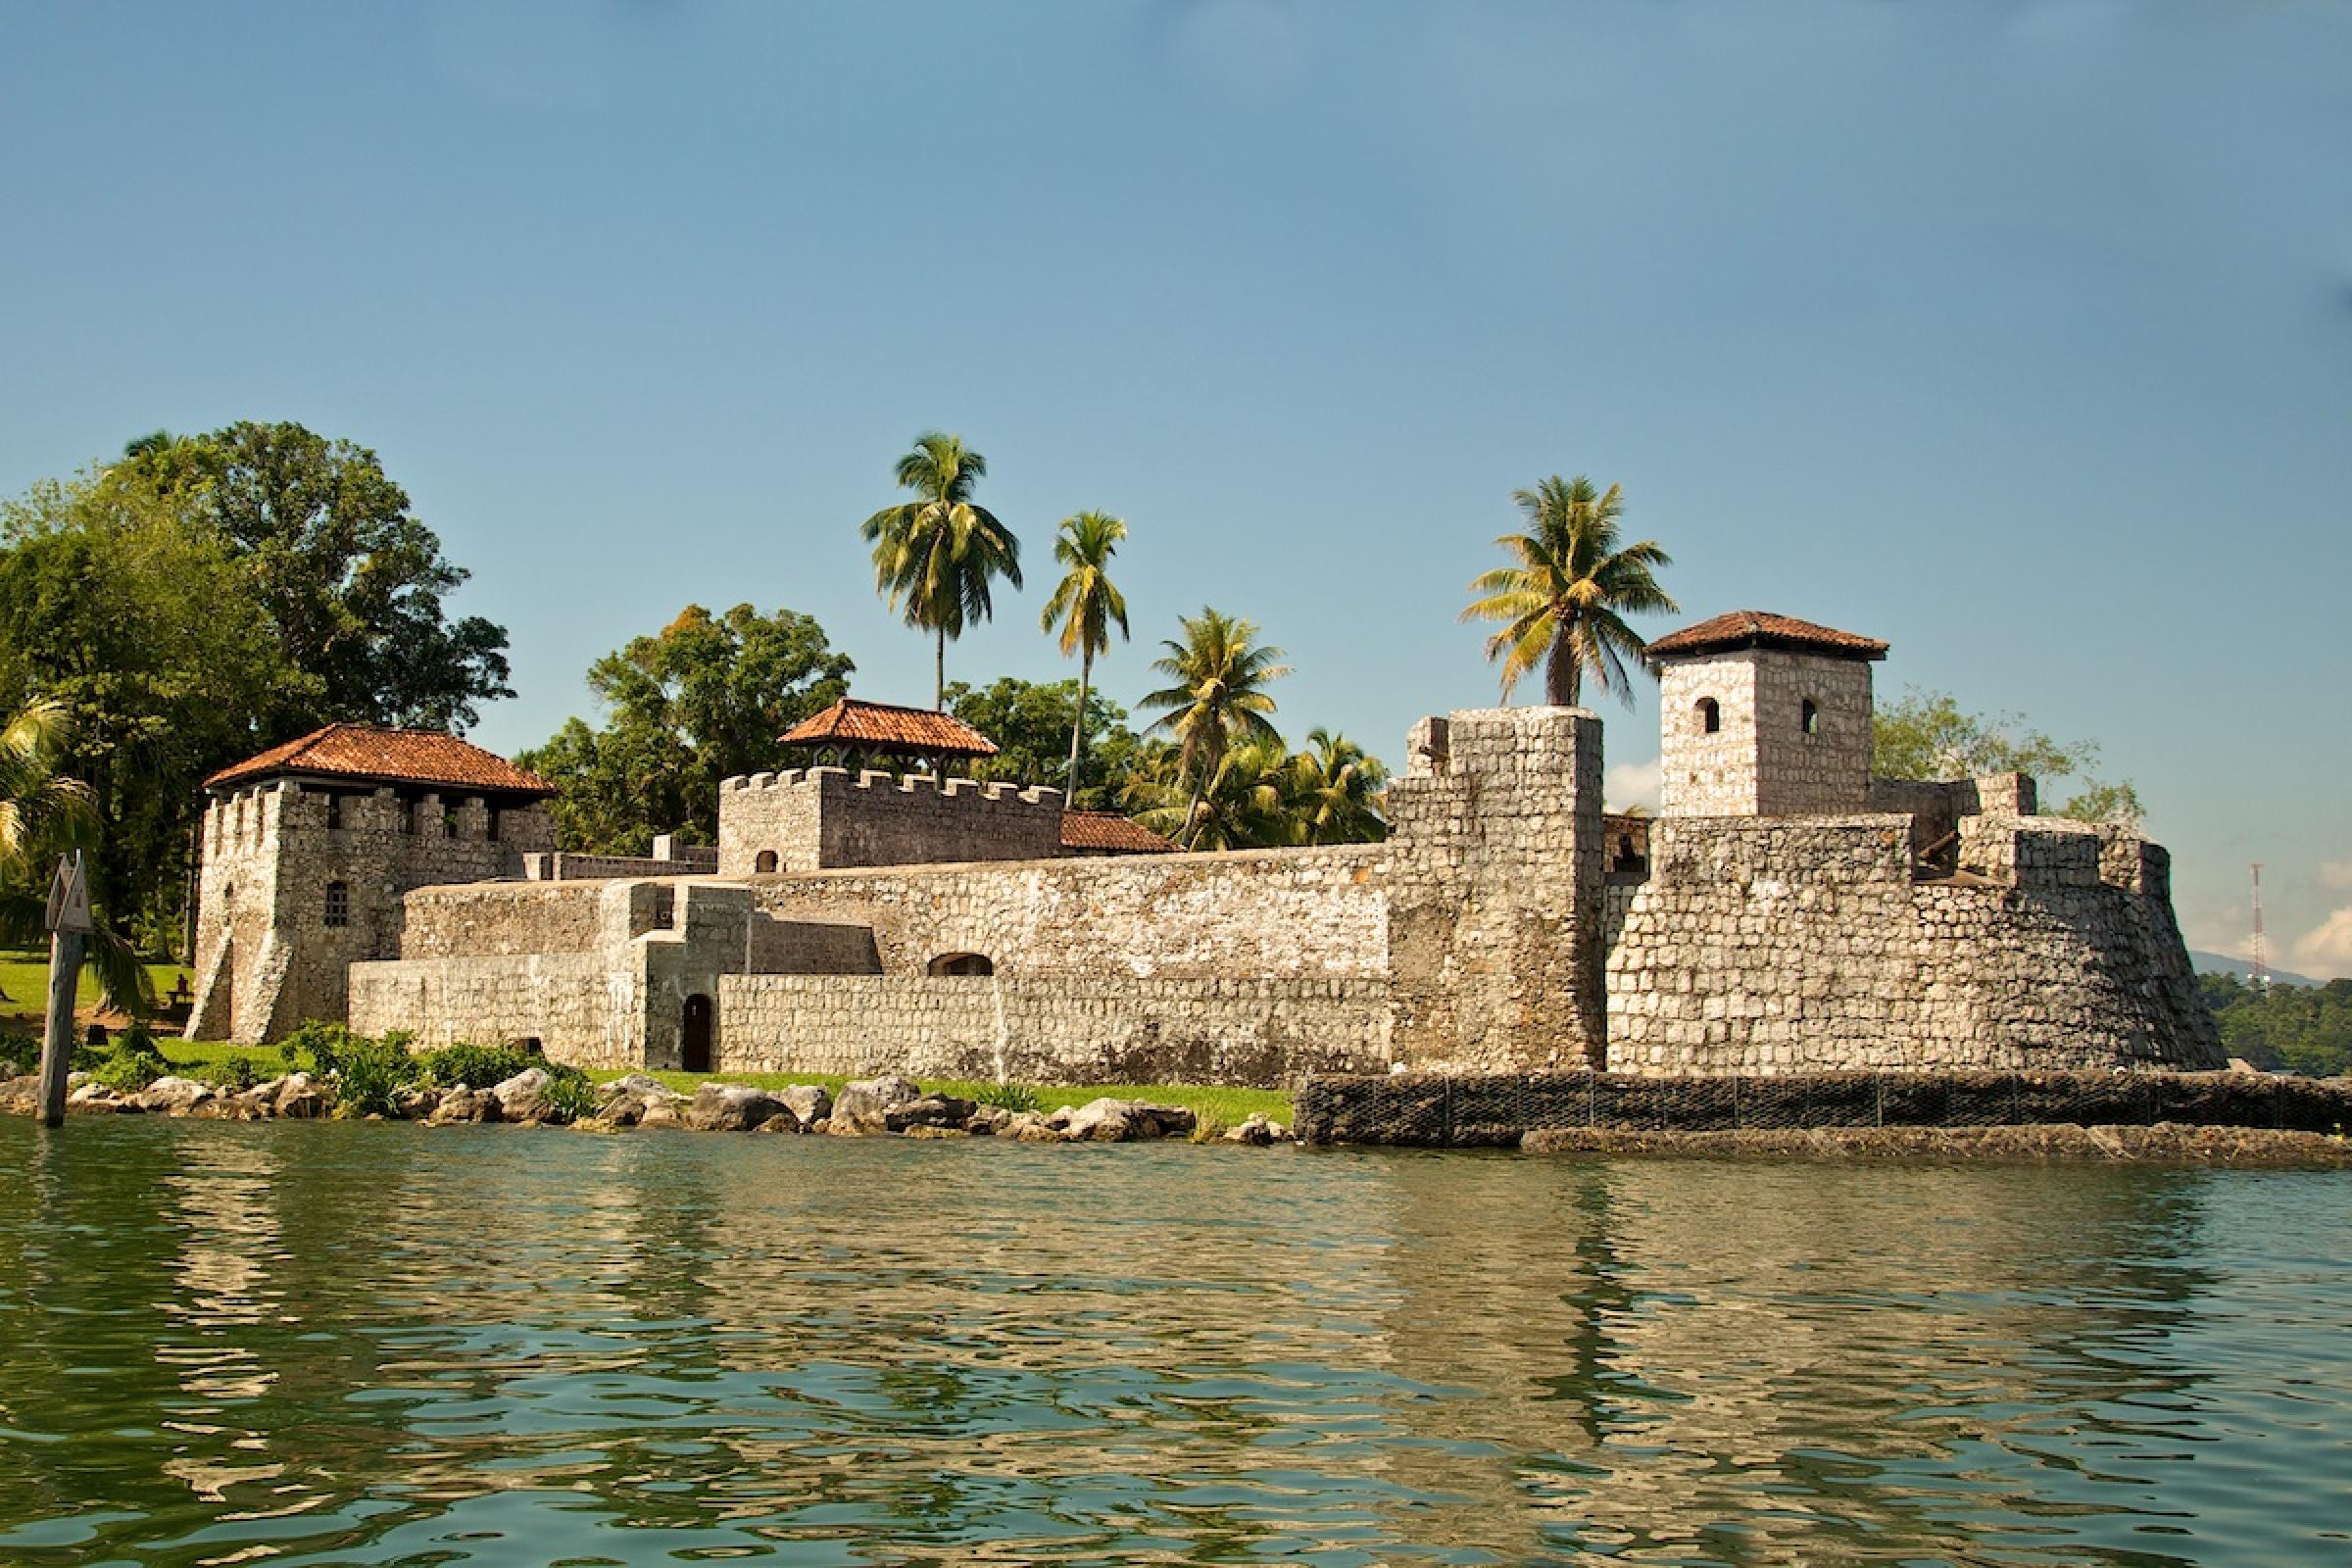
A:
[[681, 993, 713, 1072], [927, 953, 995, 977]]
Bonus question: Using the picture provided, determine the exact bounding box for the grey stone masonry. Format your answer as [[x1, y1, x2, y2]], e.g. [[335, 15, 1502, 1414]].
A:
[[1659, 650, 1873, 817], [716, 766, 1065, 876], [187, 780, 553, 1044]]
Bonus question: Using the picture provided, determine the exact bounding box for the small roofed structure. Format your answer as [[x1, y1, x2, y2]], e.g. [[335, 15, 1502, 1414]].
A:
[[777, 698, 999, 775], [1643, 611, 1888, 665], [204, 723, 554, 802], [1060, 809, 1176, 857]]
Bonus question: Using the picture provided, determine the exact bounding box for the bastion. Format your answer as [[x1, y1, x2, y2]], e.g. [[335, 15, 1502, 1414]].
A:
[[189, 612, 2224, 1085]]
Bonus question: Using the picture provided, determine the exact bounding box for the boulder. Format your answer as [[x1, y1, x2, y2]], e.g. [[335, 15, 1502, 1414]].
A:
[[490, 1067, 559, 1125], [1004, 1110, 1065, 1143], [829, 1074, 922, 1136], [273, 1072, 332, 1119], [637, 1097, 684, 1130], [682, 1082, 787, 1132], [0, 1074, 40, 1113], [67, 1081, 135, 1113], [885, 1095, 975, 1133], [1061, 1098, 1138, 1142], [778, 1084, 832, 1128], [901, 1123, 970, 1139], [427, 1085, 499, 1125], [394, 1085, 443, 1121], [966, 1104, 1012, 1136], [137, 1076, 217, 1116], [593, 1074, 677, 1128], [1224, 1113, 1276, 1146]]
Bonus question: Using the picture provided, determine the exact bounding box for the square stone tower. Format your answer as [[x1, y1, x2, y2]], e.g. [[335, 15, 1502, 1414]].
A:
[[1645, 612, 1888, 816]]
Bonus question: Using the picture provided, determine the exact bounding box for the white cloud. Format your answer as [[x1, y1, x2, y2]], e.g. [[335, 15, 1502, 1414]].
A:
[[2289, 907, 2352, 979], [2321, 859, 2352, 892], [1605, 758, 1661, 813]]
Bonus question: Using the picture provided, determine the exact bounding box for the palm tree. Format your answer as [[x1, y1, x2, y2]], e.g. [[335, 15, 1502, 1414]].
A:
[[1139, 609, 1289, 847], [858, 432, 1022, 709], [0, 700, 151, 1014], [1127, 738, 1293, 852], [1286, 728, 1390, 846], [1460, 474, 1678, 707], [1038, 511, 1131, 800]]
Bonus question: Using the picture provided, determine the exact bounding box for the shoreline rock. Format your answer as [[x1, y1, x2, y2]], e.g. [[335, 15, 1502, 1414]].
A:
[[1519, 1121, 2352, 1166]]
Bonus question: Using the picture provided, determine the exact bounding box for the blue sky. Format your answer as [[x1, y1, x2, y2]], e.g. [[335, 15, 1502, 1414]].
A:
[[3, 1, 2347, 975]]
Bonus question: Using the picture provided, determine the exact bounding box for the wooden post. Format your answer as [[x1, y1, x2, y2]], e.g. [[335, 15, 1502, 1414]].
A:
[[38, 852, 93, 1130], [38, 927, 80, 1128]]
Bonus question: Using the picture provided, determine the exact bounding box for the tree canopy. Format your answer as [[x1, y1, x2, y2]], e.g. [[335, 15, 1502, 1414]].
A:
[[858, 433, 1021, 709], [112, 422, 514, 731], [2199, 972, 2352, 1077], [1461, 475, 1677, 707], [1872, 687, 2144, 826], [519, 605, 855, 854], [942, 676, 1149, 810]]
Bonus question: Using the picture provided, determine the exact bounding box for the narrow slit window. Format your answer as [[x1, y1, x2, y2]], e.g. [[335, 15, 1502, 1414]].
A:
[[1801, 699, 1820, 735], [1697, 698, 1721, 734], [323, 881, 350, 929]]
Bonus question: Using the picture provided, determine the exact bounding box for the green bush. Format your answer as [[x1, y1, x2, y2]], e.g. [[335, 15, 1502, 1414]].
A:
[[193, 1054, 263, 1093], [419, 1041, 542, 1091], [974, 1080, 1041, 1112], [0, 1028, 35, 1078], [91, 1021, 171, 1093], [283, 1021, 419, 1117], [542, 1062, 600, 1122]]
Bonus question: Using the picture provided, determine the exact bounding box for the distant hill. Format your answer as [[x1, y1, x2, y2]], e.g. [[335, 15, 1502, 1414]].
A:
[[2192, 950, 2319, 989]]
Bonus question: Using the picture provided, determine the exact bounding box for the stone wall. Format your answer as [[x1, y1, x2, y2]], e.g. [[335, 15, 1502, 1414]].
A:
[[716, 766, 1064, 876], [1658, 651, 1874, 816], [1604, 813, 2225, 1075], [349, 952, 632, 1067], [716, 974, 1390, 1087], [187, 779, 553, 1043], [749, 844, 1391, 980]]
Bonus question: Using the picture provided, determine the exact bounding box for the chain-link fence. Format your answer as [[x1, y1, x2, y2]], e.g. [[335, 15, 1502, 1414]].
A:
[[1294, 1069, 2352, 1148]]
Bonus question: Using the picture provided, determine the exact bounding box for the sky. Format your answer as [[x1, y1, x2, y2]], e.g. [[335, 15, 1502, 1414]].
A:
[[2, 1, 2347, 977]]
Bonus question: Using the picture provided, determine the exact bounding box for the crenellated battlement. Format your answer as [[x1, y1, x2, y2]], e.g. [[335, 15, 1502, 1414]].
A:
[[716, 764, 1066, 876]]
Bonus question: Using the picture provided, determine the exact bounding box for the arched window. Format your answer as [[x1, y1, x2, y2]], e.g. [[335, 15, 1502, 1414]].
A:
[[1696, 698, 1721, 735], [754, 850, 779, 873], [1801, 699, 1820, 736], [928, 953, 996, 977], [323, 881, 350, 929]]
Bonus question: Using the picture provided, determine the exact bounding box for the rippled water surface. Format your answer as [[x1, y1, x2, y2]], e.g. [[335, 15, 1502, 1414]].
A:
[[2, 1119, 2349, 1566]]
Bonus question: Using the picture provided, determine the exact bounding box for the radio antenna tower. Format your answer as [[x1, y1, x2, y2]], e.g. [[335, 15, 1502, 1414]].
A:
[[2250, 863, 2269, 992]]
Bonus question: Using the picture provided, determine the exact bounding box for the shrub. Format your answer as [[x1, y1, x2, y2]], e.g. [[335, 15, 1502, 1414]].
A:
[[419, 1041, 542, 1091], [91, 1021, 171, 1093], [542, 1062, 600, 1122], [193, 1054, 264, 1093], [283, 1021, 419, 1117], [974, 1081, 1042, 1112], [0, 1028, 35, 1078]]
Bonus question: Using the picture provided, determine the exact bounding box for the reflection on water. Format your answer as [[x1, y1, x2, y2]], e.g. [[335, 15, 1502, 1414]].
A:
[[0, 1119, 2346, 1566]]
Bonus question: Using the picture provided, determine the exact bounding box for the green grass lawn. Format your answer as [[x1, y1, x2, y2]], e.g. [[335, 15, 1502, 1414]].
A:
[[0, 949, 191, 1024], [144, 1039, 1296, 1126]]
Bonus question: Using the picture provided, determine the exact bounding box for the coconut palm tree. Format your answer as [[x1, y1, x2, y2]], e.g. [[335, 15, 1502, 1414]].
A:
[[1286, 728, 1390, 846], [1139, 609, 1289, 847], [1460, 474, 1678, 707], [1127, 737, 1293, 852], [0, 700, 151, 1014], [858, 432, 1022, 709], [1038, 511, 1130, 800]]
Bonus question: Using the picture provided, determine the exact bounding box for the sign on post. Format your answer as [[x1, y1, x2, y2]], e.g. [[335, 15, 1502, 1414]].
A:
[[38, 852, 89, 1128]]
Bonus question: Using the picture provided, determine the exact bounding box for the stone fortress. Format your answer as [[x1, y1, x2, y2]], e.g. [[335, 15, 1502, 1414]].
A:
[[186, 613, 2224, 1084]]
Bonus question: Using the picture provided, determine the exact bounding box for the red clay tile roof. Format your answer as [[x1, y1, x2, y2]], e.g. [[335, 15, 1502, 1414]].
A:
[[205, 724, 554, 797], [1643, 611, 1888, 662], [1060, 810, 1176, 855], [778, 699, 999, 758]]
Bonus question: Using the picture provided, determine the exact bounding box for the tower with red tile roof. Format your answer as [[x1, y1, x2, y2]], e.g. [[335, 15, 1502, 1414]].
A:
[[1644, 612, 1889, 818]]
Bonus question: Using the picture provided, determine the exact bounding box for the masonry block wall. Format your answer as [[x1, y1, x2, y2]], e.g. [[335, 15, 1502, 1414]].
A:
[[1659, 652, 1873, 816], [1383, 707, 1606, 1071], [716, 767, 1065, 876], [187, 781, 553, 1044]]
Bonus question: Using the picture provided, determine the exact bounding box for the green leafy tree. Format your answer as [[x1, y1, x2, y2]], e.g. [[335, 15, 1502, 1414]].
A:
[[519, 605, 853, 854], [0, 699, 152, 1012], [942, 676, 1148, 809], [1285, 727, 1391, 845], [1460, 474, 1678, 707], [1037, 511, 1131, 800], [0, 470, 305, 955], [858, 432, 1022, 709], [111, 421, 514, 731], [2199, 972, 2352, 1077], [1127, 737, 1295, 852], [1872, 686, 2144, 827], [1139, 609, 1290, 848]]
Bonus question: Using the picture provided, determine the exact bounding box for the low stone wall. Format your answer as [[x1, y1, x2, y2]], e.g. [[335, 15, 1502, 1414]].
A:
[[349, 952, 637, 1069], [397, 881, 613, 957], [750, 845, 1390, 981], [1295, 1068, 2352, 1148], [716, 973, 1392, 1087]]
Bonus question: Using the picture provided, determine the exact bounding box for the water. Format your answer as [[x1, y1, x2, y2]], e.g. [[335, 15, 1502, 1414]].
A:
[[1, 1120, 2347, 1567]]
